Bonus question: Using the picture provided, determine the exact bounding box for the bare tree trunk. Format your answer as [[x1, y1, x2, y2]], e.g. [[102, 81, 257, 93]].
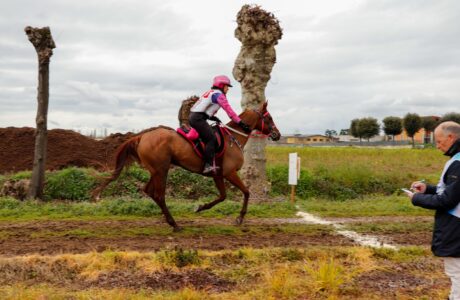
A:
[[25, 26, 56, 199], [232, 5, 282, 200]]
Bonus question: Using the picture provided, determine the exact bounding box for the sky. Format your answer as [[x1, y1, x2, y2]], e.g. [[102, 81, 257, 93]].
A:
[[1, 0, 459, 135]]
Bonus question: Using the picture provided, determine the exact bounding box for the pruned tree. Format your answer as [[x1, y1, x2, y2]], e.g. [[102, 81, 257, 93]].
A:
[[25, 26, 56, 199], [422, 116, 439, 144], [441, 112, 460, 124], [232, 5, 282, 199], [422, 116, 439, 132], [359, 117, 380, 142], [382, 116, 402, 141], [403, 113, 422, 147]]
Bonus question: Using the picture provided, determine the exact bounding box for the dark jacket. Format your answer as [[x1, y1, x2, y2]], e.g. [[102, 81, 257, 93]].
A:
[[412, 139, 460, 257]]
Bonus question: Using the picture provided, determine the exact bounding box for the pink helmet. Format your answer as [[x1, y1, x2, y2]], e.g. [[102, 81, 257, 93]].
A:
[[212, 75, 233, 89]]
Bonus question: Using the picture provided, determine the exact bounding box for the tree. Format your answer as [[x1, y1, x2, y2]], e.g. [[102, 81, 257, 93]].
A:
[[403, 113, 422, 147], [25, 26, 56, 199], [422, 116, 439, 144], [359, 117, 380, 142], [382, 116, 402, 141], [422, 116, 438, 132], [441, 112, 460, 124], [232, 5, 282, 199], [350, 118, 362, 141], [339, 129, 349, 135], [325, 129, 337, 138]]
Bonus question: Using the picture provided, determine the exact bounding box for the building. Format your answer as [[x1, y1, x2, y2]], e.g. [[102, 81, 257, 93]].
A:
[[282, 134, 337, 144], [337, 135, 384, 142]]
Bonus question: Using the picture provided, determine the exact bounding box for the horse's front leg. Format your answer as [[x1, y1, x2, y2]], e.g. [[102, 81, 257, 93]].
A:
[[195, 176, 227, 212], [225, 171, 250, 225]]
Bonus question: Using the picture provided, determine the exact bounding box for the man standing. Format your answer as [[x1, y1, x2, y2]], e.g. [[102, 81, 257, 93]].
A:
[[405, 121, 460, 299]]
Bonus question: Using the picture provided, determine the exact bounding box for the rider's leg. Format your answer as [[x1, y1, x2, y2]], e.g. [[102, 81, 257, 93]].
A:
[[189, 113, 218, 174]]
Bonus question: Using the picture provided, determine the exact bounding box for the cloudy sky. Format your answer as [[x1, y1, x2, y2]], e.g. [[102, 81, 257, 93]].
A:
[[1, 0, 459, 135]]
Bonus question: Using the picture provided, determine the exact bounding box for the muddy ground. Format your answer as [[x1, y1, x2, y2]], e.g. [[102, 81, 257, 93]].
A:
[[0, 217, 431, 256]]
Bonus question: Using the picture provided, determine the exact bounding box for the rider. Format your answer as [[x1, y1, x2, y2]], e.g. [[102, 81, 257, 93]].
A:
[[189, 75, 252, 175]]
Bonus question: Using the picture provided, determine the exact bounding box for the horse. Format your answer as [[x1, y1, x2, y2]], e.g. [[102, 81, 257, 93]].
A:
[[93, 101, 280, 231]]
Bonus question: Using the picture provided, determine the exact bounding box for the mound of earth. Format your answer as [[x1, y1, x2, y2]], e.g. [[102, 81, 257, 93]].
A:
[[0, 127, 140, 174]]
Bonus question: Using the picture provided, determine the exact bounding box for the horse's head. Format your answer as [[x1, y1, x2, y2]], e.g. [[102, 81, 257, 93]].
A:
[[253, 102, 281, 141]]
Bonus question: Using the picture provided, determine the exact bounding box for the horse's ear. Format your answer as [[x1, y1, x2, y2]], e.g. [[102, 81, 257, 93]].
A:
[[262, 101, 268, 111]]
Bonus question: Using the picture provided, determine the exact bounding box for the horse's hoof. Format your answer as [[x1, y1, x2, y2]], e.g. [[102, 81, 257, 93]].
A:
[[173, 226, 183, 233], [195, 205, 204, 213], [235, 216, 244, 226]]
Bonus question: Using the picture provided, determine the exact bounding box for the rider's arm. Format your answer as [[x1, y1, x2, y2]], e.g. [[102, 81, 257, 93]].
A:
[[213, 93, 241, 123]]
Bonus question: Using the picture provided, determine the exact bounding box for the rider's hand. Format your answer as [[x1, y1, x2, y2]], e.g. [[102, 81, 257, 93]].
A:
[[209, 116, 222, 123], [238, 121, 252, 133]]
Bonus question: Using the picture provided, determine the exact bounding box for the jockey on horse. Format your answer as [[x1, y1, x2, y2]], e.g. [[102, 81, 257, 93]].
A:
[[189, 75, 252, 175]]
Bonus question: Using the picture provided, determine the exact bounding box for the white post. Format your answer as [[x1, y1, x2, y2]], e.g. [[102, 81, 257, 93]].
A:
[[289, 153, 298, 203]]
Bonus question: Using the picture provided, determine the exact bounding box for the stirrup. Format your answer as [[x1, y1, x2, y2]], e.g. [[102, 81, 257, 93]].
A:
[[203, 164, 220, 175]]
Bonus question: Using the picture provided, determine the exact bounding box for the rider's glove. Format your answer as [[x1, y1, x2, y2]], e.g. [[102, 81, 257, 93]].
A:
[[238, 121, 252, 133], [209, 116, 222, 123]]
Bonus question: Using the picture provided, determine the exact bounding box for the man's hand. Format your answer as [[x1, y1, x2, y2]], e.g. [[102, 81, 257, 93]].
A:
[[209, 116, 222, 123], [411, 181, 427, 193], [238, 121, 252, 133], [402, 189, 414, 200]]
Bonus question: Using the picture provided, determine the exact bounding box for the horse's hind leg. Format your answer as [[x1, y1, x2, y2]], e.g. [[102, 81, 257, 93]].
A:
[[195, 176, 226, 213], [225, 171, 250, 225], [147, 174, 181, 232]]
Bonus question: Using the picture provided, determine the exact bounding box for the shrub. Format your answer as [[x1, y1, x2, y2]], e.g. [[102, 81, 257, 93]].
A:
[[101, 165, 147, 198], [167, 168, 217, 199], [0, 197, 22, 209], [267, 164, 400, 200], [158, 247, 201, 267], [44, 168, 98, 201]]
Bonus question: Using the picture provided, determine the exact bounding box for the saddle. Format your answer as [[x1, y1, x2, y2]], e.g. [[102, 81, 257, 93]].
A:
[[176, 125, 227, 159]]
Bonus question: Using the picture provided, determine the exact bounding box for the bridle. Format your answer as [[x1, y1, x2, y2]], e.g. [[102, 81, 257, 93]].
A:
[[221, 109, 279, 140], [253, 109, 278, 140]]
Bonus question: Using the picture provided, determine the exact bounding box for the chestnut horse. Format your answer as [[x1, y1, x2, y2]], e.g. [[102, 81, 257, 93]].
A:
[[93, 102, 280, 231]]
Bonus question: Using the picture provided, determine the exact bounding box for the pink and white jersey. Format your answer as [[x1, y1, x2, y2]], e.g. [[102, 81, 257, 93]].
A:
[[191, 89, 241, 123]]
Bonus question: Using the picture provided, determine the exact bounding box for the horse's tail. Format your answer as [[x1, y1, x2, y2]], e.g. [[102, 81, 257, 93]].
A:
[[92, 135, 142, 200]]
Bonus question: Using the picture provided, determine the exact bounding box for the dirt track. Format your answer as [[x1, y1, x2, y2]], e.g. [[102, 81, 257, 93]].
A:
[[0, 217, 431, 256]]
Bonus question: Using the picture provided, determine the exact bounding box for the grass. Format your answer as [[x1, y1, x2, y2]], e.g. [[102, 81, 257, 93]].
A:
[[0, 194, 433, 222], [266, 146, 445, 178], [296, 195, 434, 217], [0, 197, 298, 222], [344, 221, 433, 234], [0, 246, 449, 299]]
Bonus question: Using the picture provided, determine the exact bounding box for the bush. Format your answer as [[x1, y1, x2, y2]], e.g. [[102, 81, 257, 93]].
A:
[[44, 168, 98, 201], [167, 168, 217, 199], [0, 197, 22, 209], [101, 165, 148, 198], [267, 165, 401, 200], [158, 247, 201, 268], [101, 165, 219, 200]]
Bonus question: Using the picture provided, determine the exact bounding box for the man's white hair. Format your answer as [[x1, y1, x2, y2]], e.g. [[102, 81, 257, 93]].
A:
[[437, 121, 460, 138]]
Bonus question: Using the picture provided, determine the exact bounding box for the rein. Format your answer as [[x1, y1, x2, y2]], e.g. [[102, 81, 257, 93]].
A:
[[223, 124, 249, 137]]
